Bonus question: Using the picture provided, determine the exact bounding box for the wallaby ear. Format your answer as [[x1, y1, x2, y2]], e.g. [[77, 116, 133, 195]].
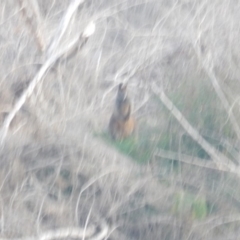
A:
[[119, 83, 127, 91], [118, 83, 123, 90]]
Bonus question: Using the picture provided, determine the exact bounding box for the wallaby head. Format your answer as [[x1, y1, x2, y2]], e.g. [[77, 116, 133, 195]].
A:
[[118, 83, 127, 91], [117, 83, 128, 101]]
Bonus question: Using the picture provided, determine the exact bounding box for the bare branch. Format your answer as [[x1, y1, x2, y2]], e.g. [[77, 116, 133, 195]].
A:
[[39, 227, 95, 240], [0, 226, 96, 240], [0, 22, 95, 145], [47, 0, 86, 55]]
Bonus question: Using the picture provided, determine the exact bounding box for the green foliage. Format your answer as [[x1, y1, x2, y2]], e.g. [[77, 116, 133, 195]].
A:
[[157, 132, 178, 151], [192, 197, 208, 219], [172, 192, 193, 214], [172, 192, 208, 220], [99, 131, 153, 164]]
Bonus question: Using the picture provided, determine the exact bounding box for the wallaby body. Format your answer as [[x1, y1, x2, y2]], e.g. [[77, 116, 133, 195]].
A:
[[109, 83, 135, 140]]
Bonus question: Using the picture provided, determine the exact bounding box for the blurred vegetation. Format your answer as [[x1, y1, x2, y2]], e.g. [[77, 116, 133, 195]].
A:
[[101, 77, 237, 168], [3, 0, 240, 238], [99, 76, 240, 225], [172, 192, 208, 220]]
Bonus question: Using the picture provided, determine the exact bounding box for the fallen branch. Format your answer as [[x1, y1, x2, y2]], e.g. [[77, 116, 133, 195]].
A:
[[155, 148, 223, 171], [0, 22, 95, 145], [0, 221, 109, 240], [151, 83, 240, 174]]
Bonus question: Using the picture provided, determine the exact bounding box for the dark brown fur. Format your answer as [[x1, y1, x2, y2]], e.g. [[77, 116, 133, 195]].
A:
[[109, 83, 135, 140]]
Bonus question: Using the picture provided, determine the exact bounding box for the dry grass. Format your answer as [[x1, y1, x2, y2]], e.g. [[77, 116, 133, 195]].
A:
[[1, 0, 240, 239]]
